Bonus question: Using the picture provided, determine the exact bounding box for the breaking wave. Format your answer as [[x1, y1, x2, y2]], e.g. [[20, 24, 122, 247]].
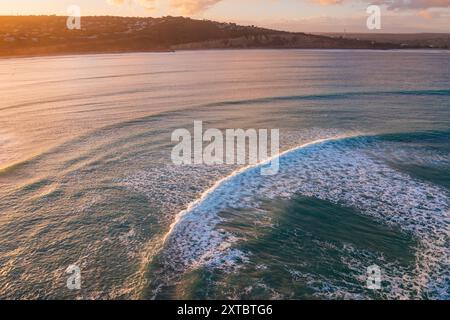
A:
[[154, 133, 449, 299]]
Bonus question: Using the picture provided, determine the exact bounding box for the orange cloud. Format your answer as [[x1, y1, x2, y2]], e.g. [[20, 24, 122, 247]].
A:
[[416, 9, 443, 18], [169, 0, 222, 14], [106, 0, 450, 14], [106, 0, 159, 12], [106, 0, 221, 14], [312, 0, 345, 5], [418, 9, 433, 18]]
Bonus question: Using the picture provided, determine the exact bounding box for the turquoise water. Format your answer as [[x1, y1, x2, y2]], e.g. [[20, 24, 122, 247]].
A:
[[0, 50, 448, 299]]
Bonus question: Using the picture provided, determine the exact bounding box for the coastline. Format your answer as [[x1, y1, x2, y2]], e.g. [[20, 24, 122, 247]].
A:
[[2, 15, 448, 60], [1, 46, 449, 60], [0, 48, 175, 60]]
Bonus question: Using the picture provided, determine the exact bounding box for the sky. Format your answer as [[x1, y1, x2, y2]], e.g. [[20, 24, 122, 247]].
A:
[[1, 0, 449, 33]]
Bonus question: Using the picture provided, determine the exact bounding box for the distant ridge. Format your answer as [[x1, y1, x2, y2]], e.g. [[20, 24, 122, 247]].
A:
[[0, 16, 448, 58], [318, 32, 450, 49]]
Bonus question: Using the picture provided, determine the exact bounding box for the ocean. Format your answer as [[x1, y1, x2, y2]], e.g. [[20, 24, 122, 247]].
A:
[[0, 50, 448, 299]]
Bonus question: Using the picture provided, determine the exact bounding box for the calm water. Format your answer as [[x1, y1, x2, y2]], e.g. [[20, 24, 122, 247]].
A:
[[0, 50, 449, 299]]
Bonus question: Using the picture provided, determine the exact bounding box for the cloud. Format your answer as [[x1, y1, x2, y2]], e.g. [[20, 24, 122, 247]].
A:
[[169, 0, 222, 14], [260, 10, 450, 32], [418, 9, 433, 18], [107, 0, 128, 5], [107, 0, 450, 15], [106, 0, 222, 14], [372, 0, 450, 10], [106, 0, 161, 12], [311, 0, 450, 10], [416, 8, 444, 18], [311, 0, 345, 5]]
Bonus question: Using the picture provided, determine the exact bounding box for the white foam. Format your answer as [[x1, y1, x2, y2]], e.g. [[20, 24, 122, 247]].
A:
[[118, 130, 449, 299], [159, 134, 449, 299]]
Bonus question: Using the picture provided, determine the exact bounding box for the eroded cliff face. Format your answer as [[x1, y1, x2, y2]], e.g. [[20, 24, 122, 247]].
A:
[[171, 33, 400, 50]]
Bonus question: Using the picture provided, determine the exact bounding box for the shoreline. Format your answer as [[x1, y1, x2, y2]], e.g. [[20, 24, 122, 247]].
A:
[[1, 46, 449, 60], [1, 15, 448, 60]]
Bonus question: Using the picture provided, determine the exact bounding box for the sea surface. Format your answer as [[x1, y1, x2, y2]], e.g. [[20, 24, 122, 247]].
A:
[[0, 50, 449, 299]]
